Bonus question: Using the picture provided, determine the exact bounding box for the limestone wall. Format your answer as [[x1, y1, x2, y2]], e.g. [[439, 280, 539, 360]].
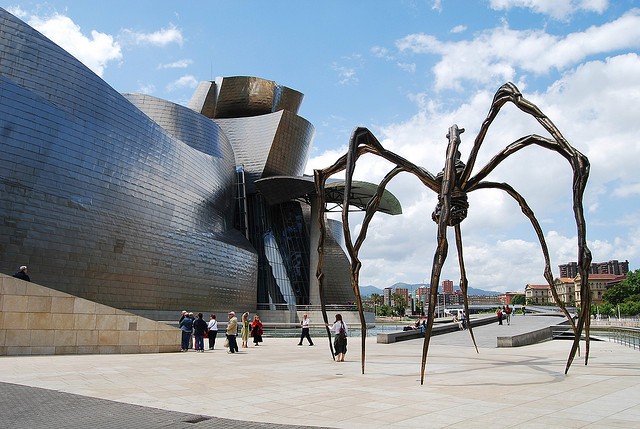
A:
[[0, 274, 180, 356]]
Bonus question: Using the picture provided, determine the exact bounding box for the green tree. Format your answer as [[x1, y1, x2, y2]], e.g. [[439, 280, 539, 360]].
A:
[[377, 304, 393, 317], [370, 293, 383, 316], [601, 269, 640, 316], [391, 292, 407, 317], [511, 295, 526, 305]]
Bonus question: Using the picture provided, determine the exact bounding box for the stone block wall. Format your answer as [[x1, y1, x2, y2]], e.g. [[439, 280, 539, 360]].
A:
[[0, 274, 180, 356]]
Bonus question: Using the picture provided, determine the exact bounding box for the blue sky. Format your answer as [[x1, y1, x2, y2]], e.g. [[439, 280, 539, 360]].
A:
[[3, 1, 639, 292]]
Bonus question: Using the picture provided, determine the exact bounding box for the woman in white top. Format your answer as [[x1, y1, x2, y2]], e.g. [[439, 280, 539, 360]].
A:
[[326, 313, 348, 362], [207, 314, 218, 350]]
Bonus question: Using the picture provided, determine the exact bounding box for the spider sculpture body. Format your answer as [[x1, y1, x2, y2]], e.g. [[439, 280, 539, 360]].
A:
[[314, 82, 592, 384]]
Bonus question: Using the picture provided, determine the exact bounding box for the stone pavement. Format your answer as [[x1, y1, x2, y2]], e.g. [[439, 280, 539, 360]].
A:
[[1, 315, 639, 428]]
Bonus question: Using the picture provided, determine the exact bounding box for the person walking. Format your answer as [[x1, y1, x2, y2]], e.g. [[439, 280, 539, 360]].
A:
[[193, 313, 207, 352], [326, 314, 348, 362], [12, 265, 30, 282], [226, 311, 239, 353], [251, 314, 263, 346], [207, 314, 218, 350], [504, 305, 512, 325], [298, 314, 314, 346], [240, 312, 250, 348], [497, 308, 503, 325], [179, 312, 194, 352]]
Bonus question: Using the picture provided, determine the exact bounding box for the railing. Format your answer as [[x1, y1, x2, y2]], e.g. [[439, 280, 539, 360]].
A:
[[255, 304, 360, 312], [595, 327, 640, 351]]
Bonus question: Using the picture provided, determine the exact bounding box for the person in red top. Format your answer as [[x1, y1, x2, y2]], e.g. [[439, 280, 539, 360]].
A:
[[251, 314, 264, 346], [504, 305, 512, 325]]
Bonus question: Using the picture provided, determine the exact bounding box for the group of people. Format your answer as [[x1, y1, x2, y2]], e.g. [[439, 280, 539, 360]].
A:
[[227, 311, 264, 353], [497, 305, 512, 325], [179, 310, 349, 362], [179, 311, 218, 352], [298, 313, 348, 361]]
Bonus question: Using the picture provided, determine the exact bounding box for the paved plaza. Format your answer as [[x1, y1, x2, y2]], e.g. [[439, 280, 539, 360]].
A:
[[1, 315, 639, 428]]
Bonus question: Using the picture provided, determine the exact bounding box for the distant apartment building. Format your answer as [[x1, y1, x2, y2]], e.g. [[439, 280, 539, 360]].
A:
[[574, 273, 625, 307], [395, 288, 410, 306], [527, 273, 625, 307], [467, 295, 502, 305], [502, 291, 525, 305], [525, 284, 552, 304], [383, 287, 392, 306], [442, 279, 454, 294], [558, 260, 629, 278], [554, 278, 576, 306]]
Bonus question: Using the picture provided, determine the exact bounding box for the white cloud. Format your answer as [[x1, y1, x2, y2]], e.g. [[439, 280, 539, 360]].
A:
[[397, 62, 416, 73], [23, 12, 121, 77], [489, 0, 609, 20], [121, 24, 184, 47], [166, 75, 198, 92], [451, 25, 467, 33], [396, 9, 640, 90], [308, 36, 640, 290], [331, 63, 358, 85], [158, 59, 193, 69]]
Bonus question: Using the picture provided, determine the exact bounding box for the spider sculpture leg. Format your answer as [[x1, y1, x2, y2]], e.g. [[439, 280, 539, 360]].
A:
[[313, 169, 337, 361], [314, 127, 435, 374], [454, 224, 479, 353], [420, 125, 463, 385], [461, 83, 592, 373]]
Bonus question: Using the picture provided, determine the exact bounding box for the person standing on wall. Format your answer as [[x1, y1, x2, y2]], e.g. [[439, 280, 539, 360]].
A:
[[12, 265, 30, 282], [226, 311, 239, 354], [207, 314, 218, 350], [298, 314, 314, 346]]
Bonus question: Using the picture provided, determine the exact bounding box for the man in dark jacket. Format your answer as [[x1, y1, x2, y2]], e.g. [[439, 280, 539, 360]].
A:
[[192, 313, 208, 352], [12, 266, 30, 282], [179, 313, 194, 352]]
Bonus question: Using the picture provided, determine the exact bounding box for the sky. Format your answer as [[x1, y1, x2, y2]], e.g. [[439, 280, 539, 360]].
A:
[[3, 0, 639, 293]]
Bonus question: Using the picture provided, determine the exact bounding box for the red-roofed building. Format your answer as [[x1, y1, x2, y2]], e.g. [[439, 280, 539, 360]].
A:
[[554, 277, 576, 306], [574, 273, 626, 307], [525, 284, 551, 304]]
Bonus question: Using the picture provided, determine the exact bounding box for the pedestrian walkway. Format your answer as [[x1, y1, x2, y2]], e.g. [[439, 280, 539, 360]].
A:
[[1, 316, 639, 428]]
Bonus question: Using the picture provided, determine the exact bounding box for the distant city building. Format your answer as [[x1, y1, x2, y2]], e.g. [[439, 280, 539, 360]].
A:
[[383, 287, 393, 306], [527, 273, 625, 307], [559, 260, 629, 278], [442, 279, 454, 294], [574, 273, 625, 307], [467, 295, 502, 305], [525, 284, 552, 304], [501, 291, 525, 305], [554, 278, 576, 306]]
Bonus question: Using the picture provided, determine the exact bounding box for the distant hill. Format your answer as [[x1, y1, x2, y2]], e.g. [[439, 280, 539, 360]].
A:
[[359, 282, 501, 297]]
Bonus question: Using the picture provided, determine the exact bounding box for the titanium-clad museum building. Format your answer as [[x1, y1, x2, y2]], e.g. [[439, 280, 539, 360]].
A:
[[0, 9, 399, 321]]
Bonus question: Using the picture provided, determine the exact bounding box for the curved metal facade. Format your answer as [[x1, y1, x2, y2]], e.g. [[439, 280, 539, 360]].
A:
[[0, 8, 362, 318], [0, 9, 257, 317]]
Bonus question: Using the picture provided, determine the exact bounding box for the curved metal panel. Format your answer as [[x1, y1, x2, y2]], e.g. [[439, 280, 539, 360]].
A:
[[0, 9, 257, 316], [214, 76, 303, 118]]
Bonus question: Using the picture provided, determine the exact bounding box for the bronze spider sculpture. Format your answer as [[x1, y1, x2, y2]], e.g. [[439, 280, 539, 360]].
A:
[[314, 82, 592, 384]]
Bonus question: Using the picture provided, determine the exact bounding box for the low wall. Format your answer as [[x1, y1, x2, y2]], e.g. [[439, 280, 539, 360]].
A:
[[0, 274, 180, 356], [497, 326, 553, 347], [377, 315, 497, 344]]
